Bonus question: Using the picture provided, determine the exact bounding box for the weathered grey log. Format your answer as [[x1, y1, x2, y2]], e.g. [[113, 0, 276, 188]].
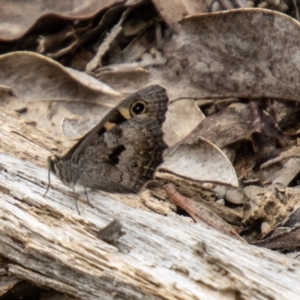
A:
[[0, 110, 300, 300]]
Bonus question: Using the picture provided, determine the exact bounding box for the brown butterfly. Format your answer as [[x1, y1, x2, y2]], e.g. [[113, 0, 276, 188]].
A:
[[47, 85, 168, 199]]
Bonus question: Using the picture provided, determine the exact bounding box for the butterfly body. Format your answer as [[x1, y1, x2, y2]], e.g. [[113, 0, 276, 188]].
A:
[[48, 85, 168, 193]]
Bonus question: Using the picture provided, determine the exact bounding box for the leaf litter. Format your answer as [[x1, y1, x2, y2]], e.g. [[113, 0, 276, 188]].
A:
[[1, 0, 300, 257]]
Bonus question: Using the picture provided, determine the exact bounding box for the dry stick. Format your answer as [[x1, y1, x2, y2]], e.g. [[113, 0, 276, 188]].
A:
[[164, 183, 245, 242], [249, 100, 264, 135]]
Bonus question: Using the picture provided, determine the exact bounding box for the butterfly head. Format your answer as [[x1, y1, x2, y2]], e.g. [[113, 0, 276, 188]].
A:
[[47, 155, 76, 188], [47, 156, 63, 180]]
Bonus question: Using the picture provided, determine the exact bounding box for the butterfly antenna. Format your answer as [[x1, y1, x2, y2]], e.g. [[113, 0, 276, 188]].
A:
[[12, 131, 57, 197], [11, 131, 56, 155]]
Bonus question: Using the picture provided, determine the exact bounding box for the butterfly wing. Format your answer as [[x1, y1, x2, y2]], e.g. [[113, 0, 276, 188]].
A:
[[76, 114, 167, 192], [53, 85, 168, 192]]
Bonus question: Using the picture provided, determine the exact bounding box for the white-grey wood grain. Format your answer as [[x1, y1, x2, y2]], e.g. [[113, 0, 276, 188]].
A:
[[0, 153, 300, 300]]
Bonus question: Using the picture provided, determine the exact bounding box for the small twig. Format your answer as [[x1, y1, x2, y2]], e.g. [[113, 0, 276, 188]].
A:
[[249, 100, 264, 135], [164, 183, 245, 242]]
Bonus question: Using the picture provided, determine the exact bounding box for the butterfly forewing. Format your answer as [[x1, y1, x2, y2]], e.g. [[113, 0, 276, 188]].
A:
[[50, 85, 168, 193]]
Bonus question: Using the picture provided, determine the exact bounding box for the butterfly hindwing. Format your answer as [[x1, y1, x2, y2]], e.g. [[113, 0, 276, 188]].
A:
[[76, 115, 167, 192]]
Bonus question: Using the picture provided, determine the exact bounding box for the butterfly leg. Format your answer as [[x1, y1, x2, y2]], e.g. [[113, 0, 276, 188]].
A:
[[84, 187, 95, 209], [43, 167, 51, 198], [71, 186, 81, 215]]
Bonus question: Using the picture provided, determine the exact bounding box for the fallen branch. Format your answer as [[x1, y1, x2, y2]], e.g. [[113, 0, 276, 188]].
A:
[[0, 110, 299, 299]]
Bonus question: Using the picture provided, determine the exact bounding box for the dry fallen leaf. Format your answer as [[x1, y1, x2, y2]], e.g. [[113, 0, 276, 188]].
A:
[[180, 103, 252, 149], [151, 9, 300, 101], [161, 137, 239, 187], [98, 9, 300, 102], [0, 51, 123, 148], [151, 0, 209, 32], [0, 0, 123, 41], [163, 98, 205, 146]]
